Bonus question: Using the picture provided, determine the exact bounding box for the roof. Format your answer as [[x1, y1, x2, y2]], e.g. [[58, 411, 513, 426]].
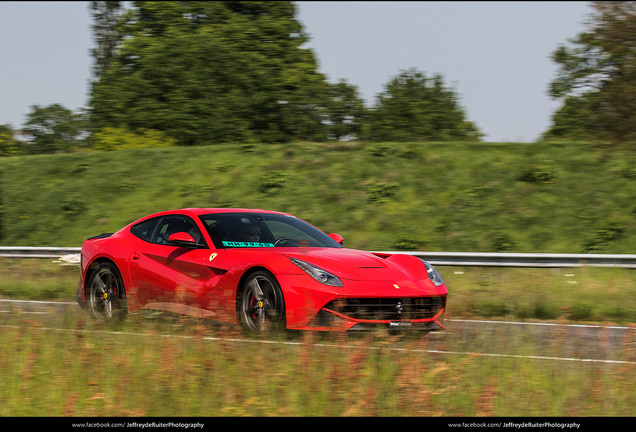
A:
[[134, 208, 291, 222]]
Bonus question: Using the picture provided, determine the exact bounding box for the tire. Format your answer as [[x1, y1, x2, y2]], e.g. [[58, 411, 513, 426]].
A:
[[238, 270, 286, 333], [87, 262, 127, 322]]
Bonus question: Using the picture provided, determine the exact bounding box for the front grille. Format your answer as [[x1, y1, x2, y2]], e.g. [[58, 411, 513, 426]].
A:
[[323, 297, 444, 321]]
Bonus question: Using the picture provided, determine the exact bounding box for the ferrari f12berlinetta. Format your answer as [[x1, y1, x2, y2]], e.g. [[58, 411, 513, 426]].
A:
[[77, 208, 447, 332]]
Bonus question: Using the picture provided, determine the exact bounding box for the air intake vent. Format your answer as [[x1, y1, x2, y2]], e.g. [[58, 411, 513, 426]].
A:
[[323, 297, 443, 321]]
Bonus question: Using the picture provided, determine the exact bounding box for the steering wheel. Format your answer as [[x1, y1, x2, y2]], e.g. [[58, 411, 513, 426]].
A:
[[273, 237, 293, 247]]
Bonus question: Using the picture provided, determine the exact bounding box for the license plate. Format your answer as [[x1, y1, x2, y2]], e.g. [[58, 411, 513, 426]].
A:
[[389, 321, 412, 327]]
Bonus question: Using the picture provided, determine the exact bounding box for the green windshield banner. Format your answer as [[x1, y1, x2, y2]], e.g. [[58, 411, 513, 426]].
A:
[[222, 241, 274, 248]]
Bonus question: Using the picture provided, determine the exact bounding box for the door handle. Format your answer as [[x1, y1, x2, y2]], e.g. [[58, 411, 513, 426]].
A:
[[132, 253, 141, 260]]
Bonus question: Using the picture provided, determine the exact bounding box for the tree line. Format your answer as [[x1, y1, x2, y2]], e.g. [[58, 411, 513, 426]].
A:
[[1, 1, 634, 156]]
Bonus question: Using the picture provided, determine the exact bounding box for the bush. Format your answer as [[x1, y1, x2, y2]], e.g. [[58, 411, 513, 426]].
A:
[[533, 302, 559, 320], [582, 220, 626, 252], [259, 171, 288, 194], [519, 165, 556, 183], [91, 127, 176, 151], [367, 143, 393, 157], [491, 232, 516, 252], [367, 181, 398, 203], [72, 162, 91, 174], [570, 303, 593, 321], [61, 196, 87, 217], [393, 238, 424, 251], [478, 302, 508, 317]]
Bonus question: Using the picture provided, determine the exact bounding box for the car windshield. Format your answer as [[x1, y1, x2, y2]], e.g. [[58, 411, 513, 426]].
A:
[[199, 213, 343, 249]]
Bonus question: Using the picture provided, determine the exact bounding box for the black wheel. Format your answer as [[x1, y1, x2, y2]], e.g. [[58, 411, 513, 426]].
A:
[[238, 270, 285, 333], [87, 262, 127, 322]]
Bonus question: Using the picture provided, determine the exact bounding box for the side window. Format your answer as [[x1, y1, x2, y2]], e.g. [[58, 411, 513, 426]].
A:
[[131, 218, 159, 242], [150, 216, 205, 246]]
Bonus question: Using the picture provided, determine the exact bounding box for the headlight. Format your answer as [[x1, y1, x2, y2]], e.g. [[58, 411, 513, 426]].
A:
[[290, 258, 344, 287], [420, 259, 444, 287]]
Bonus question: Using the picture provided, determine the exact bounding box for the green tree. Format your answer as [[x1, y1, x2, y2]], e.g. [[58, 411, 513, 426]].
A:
[[544, 2, 636, 142], [362, 68, 482, 142], [89, 1, 330, 145], [324, 80, 366, 140], [0, 124, 23, 156], [21, 104, 87, 154], [90, 1, 123, 78]]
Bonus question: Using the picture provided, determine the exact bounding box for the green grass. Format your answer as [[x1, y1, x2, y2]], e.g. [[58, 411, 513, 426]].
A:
[[1, 315, 635, 416], [3, 141, 636, 253], [0, 259, 78, 301], [444, 266, 636, 324]]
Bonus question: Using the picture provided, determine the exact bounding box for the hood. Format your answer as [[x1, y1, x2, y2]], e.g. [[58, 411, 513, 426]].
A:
[[282, 248, 428, 282]]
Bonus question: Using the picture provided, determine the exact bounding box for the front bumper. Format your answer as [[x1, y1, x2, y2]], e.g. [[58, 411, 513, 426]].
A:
[[295, 301, 446, 331], [278, 274, 447, 332]]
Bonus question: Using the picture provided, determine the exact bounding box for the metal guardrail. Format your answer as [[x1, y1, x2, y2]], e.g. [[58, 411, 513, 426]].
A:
[[2, 246, 636, 268], [0, 246, 81, 259], [376, 251, 636, 268], [0, 246, 82, 265]]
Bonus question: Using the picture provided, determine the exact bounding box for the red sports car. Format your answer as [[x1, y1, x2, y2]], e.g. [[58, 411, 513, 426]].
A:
[[77, 208, 447, 332]]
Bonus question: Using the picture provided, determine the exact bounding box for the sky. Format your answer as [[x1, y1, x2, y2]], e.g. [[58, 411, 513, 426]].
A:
[[0, 1, 592, 142]]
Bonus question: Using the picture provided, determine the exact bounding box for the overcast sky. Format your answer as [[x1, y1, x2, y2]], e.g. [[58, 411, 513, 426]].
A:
[[0, 1, 592, 142]]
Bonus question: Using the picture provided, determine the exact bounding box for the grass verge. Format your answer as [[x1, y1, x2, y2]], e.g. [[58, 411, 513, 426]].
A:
[[0, 315, 635, 417]]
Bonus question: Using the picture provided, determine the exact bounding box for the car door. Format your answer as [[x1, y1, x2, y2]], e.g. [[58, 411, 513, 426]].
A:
[[129, 215, 217, 316]]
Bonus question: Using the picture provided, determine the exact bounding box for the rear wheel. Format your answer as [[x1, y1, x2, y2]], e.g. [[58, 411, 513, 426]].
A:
[[87, 262, 126, 322], [238, 270, 285, 333]]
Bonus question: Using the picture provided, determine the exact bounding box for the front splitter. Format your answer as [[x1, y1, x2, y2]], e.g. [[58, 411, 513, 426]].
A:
[[348, 320, 446, 331]]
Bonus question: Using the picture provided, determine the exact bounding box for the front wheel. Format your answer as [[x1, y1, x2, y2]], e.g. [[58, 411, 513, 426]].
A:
[[87, 262, 127, 322], [238, 270, 285, 333]]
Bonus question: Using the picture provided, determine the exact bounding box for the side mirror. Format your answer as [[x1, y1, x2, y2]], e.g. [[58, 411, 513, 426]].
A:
[[168, 232, 197, 247], [329, 233, 344, 246]]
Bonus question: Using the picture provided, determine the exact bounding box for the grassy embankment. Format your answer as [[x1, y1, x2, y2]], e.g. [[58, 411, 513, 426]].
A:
[[4, 140, 636, 253], [2, 141, 636, 322]]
